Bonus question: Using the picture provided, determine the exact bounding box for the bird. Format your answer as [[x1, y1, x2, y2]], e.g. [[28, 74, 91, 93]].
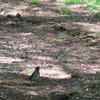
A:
[[28, 66, 40, 80]]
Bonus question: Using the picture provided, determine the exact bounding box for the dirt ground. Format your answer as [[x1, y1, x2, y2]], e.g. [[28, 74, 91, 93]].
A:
[[0, 0, 100, 100]]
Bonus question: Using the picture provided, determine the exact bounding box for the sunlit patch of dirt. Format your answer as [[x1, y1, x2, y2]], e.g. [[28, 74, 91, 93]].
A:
[[40, 67, 71, 79], [76, 22, 100, 32], [0, 57, 24, 63], [0, 0, 100, 100]]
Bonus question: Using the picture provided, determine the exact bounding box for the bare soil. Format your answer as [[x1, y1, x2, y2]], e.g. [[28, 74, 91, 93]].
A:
[[0, 0, 100, 100]]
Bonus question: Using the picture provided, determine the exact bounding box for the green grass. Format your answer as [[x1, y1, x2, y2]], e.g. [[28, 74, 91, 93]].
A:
[[60, 0, 100, 4], [57, 35, 66, 39], [97, 80, 100, 85], [29, 0, 39, 4], [27, 70, 33, 74], [92, 0, 100, 4], [86, 4, 96, 10], [95, 31, 100, 34], [60, 0, 100, 16], [95, 10, 100, 18], [58, 5, 72, 15], [29, 29, 34, 33], [60, 0, 87, 4]]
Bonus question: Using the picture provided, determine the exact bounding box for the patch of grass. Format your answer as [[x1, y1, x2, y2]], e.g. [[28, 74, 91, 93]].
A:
[[60, 0, 87, 4], [61, 0, 100, 4], [58, 5, 72, 15], [86, 4, 96, 10], [95, 31, 100, 34], [94, 10, 100, 18], [92, 0, 100, 5], [29, 0, 39, 4], [29, 29, 34, 33], [27, 70, 33, 75], [96, 80, 100, 85], [57, 35, 66, 39], [33, 35, 39, 39]]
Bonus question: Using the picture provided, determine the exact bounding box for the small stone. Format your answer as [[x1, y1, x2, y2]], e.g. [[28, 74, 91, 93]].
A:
[[71, 73, 80, 78]]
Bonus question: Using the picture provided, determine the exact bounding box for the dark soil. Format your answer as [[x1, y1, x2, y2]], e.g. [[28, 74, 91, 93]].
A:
[[0, 0, 100, 100]]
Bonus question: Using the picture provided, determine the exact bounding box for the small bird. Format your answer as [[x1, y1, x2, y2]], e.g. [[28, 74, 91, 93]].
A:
[[28, 66, 40, 80]]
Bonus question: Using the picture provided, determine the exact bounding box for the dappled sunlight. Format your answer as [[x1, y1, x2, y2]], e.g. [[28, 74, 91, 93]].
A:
[[27, 91, 38, 96], [0, 0, 62, 17], [0, 0, 100, 99], [41, 67, 71, 79], [35, 56, 56, 62], [69, 4, 88, 13], [37, 10, 60, 17], [19, 32, 33, 36], [24, 54, 70, 79], [76, 22, 100, 32], [6, 10, 21, 16], [13, 4, 29, 10], [0, 57, 24, 63], [17, 44, 32, 49], [0, 1, 28, 16]]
